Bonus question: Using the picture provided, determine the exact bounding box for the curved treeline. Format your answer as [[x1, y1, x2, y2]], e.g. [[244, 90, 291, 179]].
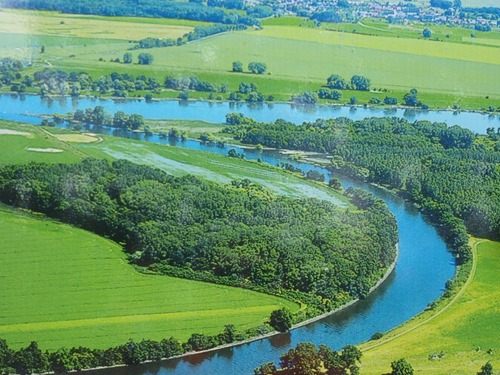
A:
[[2, 0, 259, 26], [224, 116, 500, 260], [0, 159, 397, 312]]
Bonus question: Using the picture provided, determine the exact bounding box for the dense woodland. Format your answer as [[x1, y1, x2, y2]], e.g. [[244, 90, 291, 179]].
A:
[[0, 159, 397, 311], [224, 116, 500, 262], [2, 0, 260, 26]]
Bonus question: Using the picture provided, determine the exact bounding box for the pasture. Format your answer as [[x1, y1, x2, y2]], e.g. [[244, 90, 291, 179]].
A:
[[318, 18, 500, 46], [0, 120, 349, 206], [28, 25, 500, 100], [0, 122, 84, 164], [0, 9, 197, 41], [0, 205, 297, 350], [0, 9, 497, 108], [73, 132, 350, 207], [360, 239, 500, 374]]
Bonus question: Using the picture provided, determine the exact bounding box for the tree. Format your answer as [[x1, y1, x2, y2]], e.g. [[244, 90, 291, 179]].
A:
[[403, 88, 419, 107], [306, 170, 325, 182], [327, 74, 348, 89], [12, 342, 49, 375], [232, 61, 243, 72], [351, 75, 371, 91], [138, 53, 153, 65], [254, 362, 277, 375], [123, 52, 133, 64], [423, 28, 432, 38], [279, 343, 321, 375], [248, 62, 267, 74], [477, 361, 493, 375], [391, 358, 414, 375], [269, 308, 293, 332]]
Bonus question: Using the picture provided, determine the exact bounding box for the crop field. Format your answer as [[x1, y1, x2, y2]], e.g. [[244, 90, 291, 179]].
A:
[[0, 9, 197, 41], [318, 18, 500, 46], [360, 239, 500, 374], [0, 10, 498, 107], [13, 23, 498, 100], [0, 206, 297, 350]]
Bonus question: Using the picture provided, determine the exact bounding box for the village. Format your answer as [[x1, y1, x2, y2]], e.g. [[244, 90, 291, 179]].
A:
[[255, 0, 499, 30]]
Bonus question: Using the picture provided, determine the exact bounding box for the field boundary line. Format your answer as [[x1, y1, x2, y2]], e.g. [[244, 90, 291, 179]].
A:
[[363, 238, 482, 352]]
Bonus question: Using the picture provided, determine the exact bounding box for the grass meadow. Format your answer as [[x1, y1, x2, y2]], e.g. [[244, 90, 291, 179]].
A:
[[0, 9, 197, 41], [360, 239, 500, 374], [0, 9, 498, 109], [0, 206, 297, 350], [30, 28, 500, 98]]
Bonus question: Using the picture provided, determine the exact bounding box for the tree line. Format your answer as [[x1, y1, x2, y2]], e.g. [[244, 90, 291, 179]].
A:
[[2, 0, 260, 26], [0, 159, 397, 315], [0, 323, 273, 374], [132, 23, 248, 51], [223, 116, 500, 261]]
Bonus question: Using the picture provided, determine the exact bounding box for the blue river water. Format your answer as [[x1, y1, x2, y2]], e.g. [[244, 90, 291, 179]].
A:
[[0, 94, 475, 374]]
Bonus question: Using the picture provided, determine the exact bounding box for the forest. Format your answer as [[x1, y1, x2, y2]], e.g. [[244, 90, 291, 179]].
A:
[[0, 159, 397, 312], [1, 0, 260, 26], [224, 116, 500, 261]]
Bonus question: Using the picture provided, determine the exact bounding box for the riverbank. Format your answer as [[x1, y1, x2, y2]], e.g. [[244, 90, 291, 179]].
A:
[[359, 238, 499, 374], [3, 91, 500, 119]]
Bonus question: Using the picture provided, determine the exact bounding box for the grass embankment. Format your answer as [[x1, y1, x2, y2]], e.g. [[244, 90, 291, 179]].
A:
[[0, 206, 297, 350], [1, 9, 498, 110], [359, 239, 500, 374]]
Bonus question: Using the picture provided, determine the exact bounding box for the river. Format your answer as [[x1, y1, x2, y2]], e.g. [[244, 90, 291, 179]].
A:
[[0, 94, 474, 374]]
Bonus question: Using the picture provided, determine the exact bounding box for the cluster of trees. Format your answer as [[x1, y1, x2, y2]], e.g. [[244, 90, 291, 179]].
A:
[[50, 106, 144, 130], [403, 88, 428, 109], [0, 159, 397, 312], [311, 10, 343, 23], [254, 343, 362, 375], [430, 0, 456, 9], [232, 61, 268, 74], [165, 75, 227, 93], [224, 116, 500, 260], [133, 24, 247, 50], [326, 73, 371, 91], [2, 0, 260, 26], [30, 69, 161, 97], [0, 57, 26, 92], [254, 343, 494, 375], [227, 82, 272, 103], [319, 88, 342, 100]]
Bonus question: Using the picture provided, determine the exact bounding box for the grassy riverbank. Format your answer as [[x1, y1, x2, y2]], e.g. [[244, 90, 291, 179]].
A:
[[0, 120, 349, 206], [360, 238, 499, 374]]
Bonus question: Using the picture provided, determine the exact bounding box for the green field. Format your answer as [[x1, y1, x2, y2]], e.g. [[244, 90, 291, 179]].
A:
[[28, 27, 499, 98], [318, 18, 500, 47], [360, 239, 500, 374], [0, 9, 198, 40], [0, 206, 297, 350], [0, 121, 349, 206], [1, 9, 498, 110]]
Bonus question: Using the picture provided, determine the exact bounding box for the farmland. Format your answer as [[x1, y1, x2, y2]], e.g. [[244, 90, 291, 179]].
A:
[[0, 205, 297, 350], [360, 239, 500, 374], [0, 9, 498, 109]]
